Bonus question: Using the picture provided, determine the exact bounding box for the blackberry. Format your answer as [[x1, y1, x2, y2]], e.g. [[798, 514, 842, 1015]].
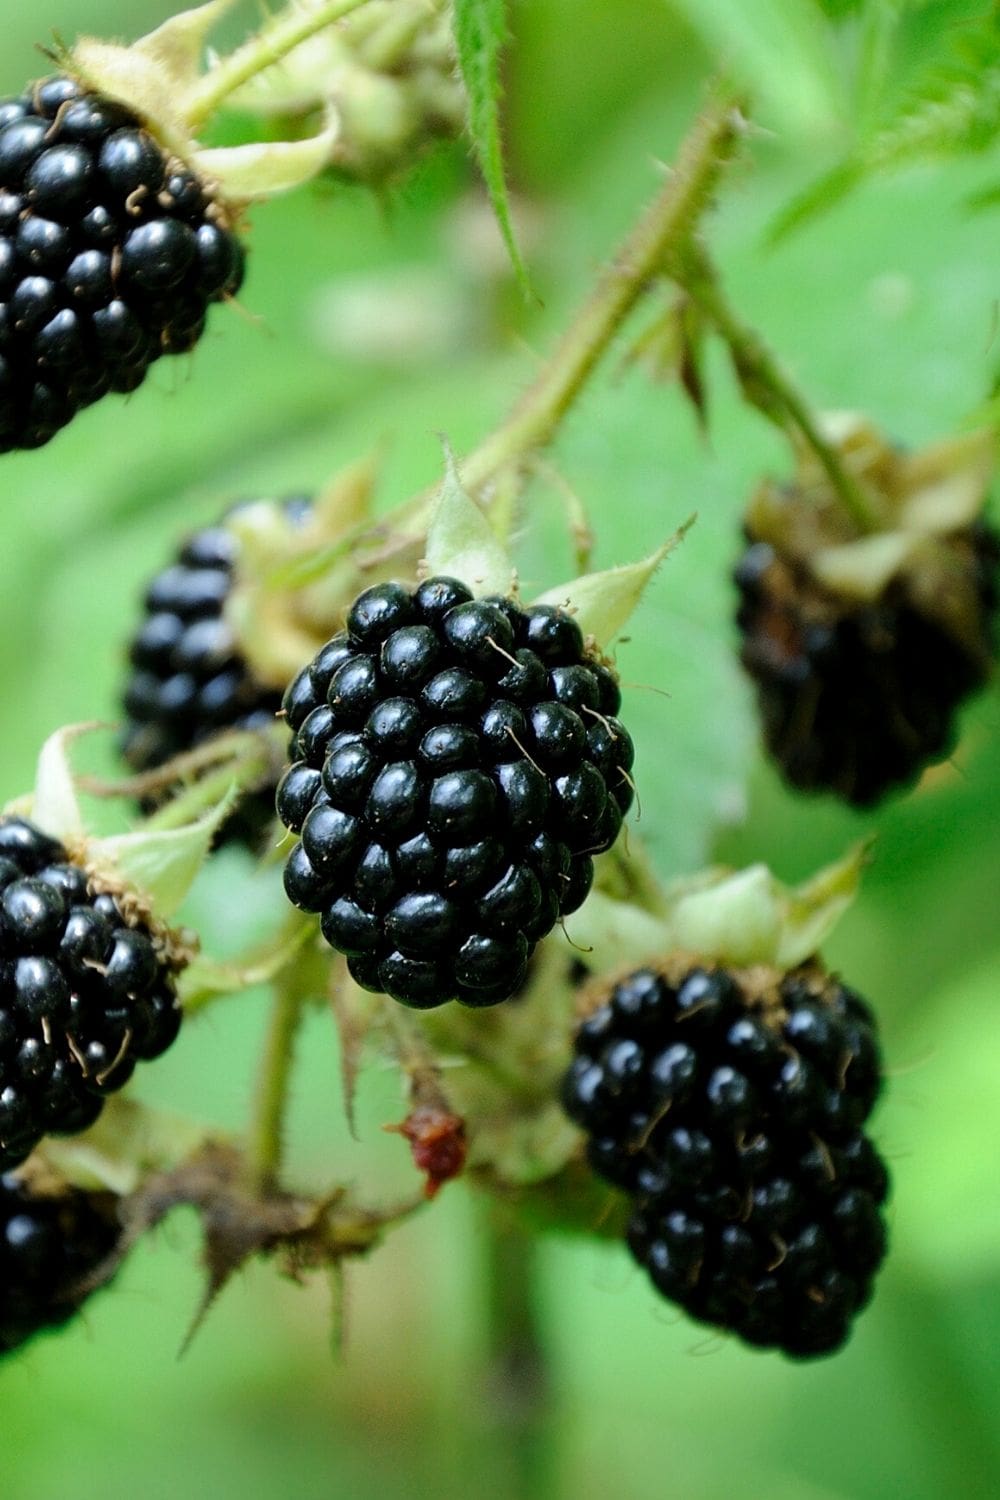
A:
[[121, 498, 312, 846], [0, 815, 185, 1172], [734, 522, 1000, 807], [0, 75, 244, 452], [1, 1171, 122, 1354], [562, 959, 889, 1357], [277, 579, 634, 1008]]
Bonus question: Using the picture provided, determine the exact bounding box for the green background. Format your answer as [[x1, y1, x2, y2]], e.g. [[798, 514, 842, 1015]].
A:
[[1, 2, 999, 1496]]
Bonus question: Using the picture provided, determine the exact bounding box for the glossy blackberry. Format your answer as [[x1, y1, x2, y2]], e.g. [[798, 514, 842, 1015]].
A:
[[278, 578, 634, 1009], [121, 498, 311, 847], [562, 959, 889, 1357], [0, 75, 244, 452], [734, 522, 1000, 807], [0, 815, 186, 1172], [0, 1172, 122, 1354]]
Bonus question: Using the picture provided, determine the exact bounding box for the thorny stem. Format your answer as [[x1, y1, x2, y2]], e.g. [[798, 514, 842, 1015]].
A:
[[674, 240, 882, 533], [245, 966, 312, 1195], [183, 0, 375, 131], [459, 88, 748, 498], [340, 84, 748, 554]]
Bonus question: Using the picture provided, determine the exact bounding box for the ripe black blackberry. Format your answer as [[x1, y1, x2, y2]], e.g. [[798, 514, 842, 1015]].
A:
[[0, 814, 186, 1172], [277, 578, 635, 1009], [1, 1171, 122, 1354], [121, 498, 311, 847], [734, 521, 1000, 808], [0, 74, 244, 452], [562, 959, 889, 1357]]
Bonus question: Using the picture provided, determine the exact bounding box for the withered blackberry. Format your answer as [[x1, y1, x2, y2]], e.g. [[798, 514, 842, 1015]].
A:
[[121, 498, 311, 846], [1, 1171, 122, 1354], [277, 578, 635, 1008], [562, 960, 889, 1358], [0, 75, 244, 452], [734, 522, 1000, 807], [0, 815, 185, 1172]]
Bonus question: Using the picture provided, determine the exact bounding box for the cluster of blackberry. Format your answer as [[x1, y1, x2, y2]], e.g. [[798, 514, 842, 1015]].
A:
[[121, 499, 312, 846], [1, 1171, 121, 1354], [0, 75, 244, 452], [0, 816, 184, 1173], [277, 578, 635, 1008], [734, 524, 1000, 807], [562, 961, 889, 1357]]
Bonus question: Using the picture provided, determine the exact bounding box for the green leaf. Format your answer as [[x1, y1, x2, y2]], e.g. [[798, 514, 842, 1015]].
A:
[[769, 12, 1000, 240], [767, 161, 864, 244], [452, 0, 530, 294], [659, 0, 843, 133], [882, 947, 1000, 1278]]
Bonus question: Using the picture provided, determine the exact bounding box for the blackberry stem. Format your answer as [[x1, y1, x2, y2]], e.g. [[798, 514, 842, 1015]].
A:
[[183, 0, 376, 132], [459, 87, 747, 498], [674, 240, 882, 534], [140, 735, 282, 834], [479, 1208, 554, 1499], [245, 966, 311, 1195]]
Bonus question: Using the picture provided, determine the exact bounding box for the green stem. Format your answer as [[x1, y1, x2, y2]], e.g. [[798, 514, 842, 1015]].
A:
[[245, 967, 310, 1195], [288, 87, 746, 593], [135, 726, 284, 832], [676, 241, 881, 533], [459, 88, 747, 496], [479, 1208, 554, 1500], [183, 0, 375, 131]]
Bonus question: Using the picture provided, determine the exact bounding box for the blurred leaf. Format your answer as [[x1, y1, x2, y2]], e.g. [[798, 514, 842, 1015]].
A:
[[659, 0, 844, 131], [885, 948, 1000, 1278], [452, 0, 529, 292], [770, 9, 1000, 239]]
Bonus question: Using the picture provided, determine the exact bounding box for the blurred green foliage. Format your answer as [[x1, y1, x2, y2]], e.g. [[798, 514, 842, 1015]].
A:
[[0, 2, 999, 1498]]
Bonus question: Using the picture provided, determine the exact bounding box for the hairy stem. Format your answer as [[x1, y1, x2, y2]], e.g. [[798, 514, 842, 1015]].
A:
[[183, 0, 375, 131], [459, 88, 747, 496], [675, 241, 881, 532], [479, 1208, 554, 1499], [245, 967, 311, 1195]]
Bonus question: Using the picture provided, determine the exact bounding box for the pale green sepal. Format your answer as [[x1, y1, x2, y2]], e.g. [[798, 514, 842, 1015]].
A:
[[90, 787, 236, 919], [29, 723, 100, 842], [663, 844, 868, 968], [192, 111, 340, 200], [562, 890, 672, 977], [666, 864, 783, 966], [812, 532, 921, 602], [775, 842, 871, 970], [70, 39, 194, 157], [532, 518, 694, 648], [896, 428, 996, 534], [133, 0, 239, 80], [424, 442, 515, 596], [71, 1, 238, 148]]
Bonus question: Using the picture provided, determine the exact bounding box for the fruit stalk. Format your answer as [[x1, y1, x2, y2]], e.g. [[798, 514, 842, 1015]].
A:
[[479, 1208, 554, 1498], [245, 965, 312, 1194], [183, 0, 377, 131], [674, 240, 881, 533]]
